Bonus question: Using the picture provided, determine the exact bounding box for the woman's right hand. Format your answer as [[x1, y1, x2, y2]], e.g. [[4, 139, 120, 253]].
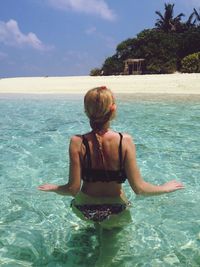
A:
[[37, 184, 58, 192]]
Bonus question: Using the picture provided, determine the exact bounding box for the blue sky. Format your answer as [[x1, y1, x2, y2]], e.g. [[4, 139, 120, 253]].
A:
[[0, 0, 199, 77]]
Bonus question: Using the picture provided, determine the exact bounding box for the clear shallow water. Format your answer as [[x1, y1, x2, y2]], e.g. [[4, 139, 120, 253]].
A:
[[0, 94, 200, 267]]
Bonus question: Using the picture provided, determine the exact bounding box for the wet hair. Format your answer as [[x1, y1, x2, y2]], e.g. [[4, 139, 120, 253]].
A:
[[84, 86, 116, 169], [84, 86, 116, 132]]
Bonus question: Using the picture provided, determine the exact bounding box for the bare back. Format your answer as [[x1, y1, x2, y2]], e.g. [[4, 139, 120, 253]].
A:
[[80, 130, 127, 197]]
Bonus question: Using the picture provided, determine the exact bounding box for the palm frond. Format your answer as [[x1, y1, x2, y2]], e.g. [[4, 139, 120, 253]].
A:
[[193, 8, 200, 21], [155, 11, 165, 21]]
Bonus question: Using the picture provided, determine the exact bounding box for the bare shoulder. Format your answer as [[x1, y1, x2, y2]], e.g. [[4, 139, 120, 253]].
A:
[[70, 135, 83, 151], [70, 134, 82, 143], [121, 133, 135, 144], [120, 133, 136, 153]]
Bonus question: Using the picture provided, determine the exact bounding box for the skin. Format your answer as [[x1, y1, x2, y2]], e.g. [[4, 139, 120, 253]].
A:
[[38, 121, 184, 196]]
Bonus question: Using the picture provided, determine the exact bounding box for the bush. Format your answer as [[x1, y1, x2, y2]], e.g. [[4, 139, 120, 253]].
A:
[[102, 55, 124, 75], [181, 52, 200, 73], [90, 68, 102, 76], [146, 58, 177, 74]]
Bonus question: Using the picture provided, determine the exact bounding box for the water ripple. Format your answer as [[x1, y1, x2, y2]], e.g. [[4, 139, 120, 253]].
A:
[[0, 95, 200, 266]]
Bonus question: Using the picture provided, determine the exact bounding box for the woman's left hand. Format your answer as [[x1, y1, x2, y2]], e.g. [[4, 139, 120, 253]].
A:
[[37, 184, 58, 192]]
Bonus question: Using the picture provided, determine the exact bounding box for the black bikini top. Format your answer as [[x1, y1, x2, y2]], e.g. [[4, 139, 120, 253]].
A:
[[81, 132, 127, 183]]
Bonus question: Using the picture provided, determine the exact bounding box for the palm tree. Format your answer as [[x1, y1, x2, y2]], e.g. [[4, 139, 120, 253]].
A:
[[155, 3, 185, 32], [193, 8, 200, 24]]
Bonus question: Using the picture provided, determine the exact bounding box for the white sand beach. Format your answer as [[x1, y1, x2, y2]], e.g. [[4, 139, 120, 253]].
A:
[[0, 73, 200, 95]]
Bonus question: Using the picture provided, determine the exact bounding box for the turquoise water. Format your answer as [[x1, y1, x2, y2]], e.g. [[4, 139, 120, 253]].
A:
[[0, 94, 200, 267]]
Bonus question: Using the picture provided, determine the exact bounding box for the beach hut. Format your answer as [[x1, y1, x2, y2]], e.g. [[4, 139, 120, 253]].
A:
[[124, 58, 145, 75]]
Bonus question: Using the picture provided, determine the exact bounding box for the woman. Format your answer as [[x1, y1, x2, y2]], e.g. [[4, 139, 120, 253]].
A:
[[38, 86, 184, 228]]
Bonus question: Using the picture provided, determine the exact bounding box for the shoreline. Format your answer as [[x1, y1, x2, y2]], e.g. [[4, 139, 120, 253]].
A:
[[1, 93, 200, 102], [0, 73, 200, 95]]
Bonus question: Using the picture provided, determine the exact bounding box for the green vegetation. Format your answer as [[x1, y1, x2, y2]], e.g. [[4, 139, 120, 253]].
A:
[[91, 4, 200, 75], [90, 68, 102, 76], [181, 52, 200, 73]]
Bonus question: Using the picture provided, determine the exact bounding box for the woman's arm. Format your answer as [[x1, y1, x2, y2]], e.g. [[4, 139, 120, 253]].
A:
[[37, 135, 82, 196], [124, 134, 184, 195]]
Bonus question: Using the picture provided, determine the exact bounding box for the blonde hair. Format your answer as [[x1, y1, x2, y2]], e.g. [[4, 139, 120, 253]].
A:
[[84, 86, 116, 169], [84, 86, 116, 132]]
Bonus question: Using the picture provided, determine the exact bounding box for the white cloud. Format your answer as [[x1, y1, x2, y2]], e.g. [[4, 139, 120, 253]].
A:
[[85, 26, 97, 35], [0, 19, 51, 51], [47, 0, 116, 21], [85, 27, 116, 49]]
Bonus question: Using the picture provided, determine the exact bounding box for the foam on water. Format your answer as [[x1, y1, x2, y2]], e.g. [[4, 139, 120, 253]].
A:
[[0, 94, 200, 267]]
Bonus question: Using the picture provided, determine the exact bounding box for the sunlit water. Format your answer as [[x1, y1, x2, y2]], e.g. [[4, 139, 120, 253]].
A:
[[0, 94, 200, 267]]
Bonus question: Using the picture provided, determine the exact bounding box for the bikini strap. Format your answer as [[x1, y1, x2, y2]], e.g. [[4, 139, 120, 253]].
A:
[[118, 132, 123, 170], [82, 135, 92, 168]]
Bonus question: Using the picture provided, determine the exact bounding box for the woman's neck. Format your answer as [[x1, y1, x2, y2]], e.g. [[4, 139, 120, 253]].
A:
[[92, 122, 110, 136]]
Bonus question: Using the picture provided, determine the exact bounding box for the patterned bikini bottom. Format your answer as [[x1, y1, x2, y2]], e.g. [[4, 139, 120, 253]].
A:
[[74, 203, 127, 222], [71, 191, 132, 228]]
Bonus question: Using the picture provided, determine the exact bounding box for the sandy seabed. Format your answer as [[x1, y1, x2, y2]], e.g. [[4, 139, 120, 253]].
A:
[[0, 73, 200, 95]]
